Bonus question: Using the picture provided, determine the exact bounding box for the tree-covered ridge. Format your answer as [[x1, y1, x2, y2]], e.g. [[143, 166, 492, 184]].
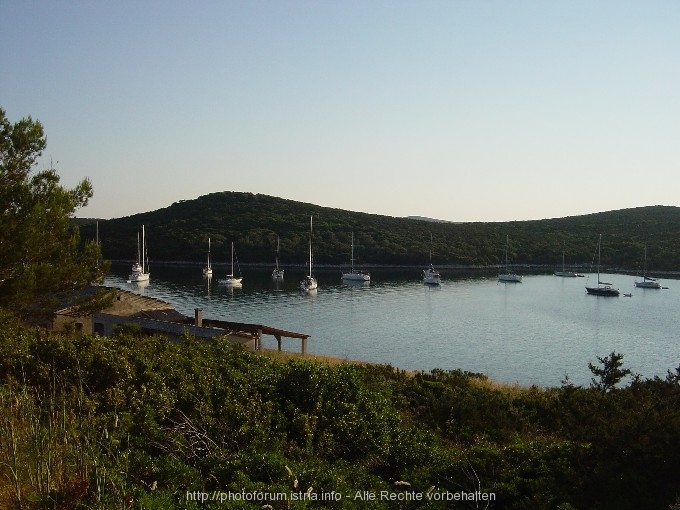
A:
[[81, 191, 680, 270], [1, 311, 680, 509]]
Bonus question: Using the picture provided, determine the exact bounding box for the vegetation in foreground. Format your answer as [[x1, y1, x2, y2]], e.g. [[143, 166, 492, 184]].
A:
[[2, 310, 680, 509]]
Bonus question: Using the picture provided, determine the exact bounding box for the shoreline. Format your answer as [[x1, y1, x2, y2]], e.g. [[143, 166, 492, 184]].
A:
[[107, 259, 680, 277]]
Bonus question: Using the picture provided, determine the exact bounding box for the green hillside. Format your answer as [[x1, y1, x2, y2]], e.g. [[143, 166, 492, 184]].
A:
[[79, 192, 680, 271]]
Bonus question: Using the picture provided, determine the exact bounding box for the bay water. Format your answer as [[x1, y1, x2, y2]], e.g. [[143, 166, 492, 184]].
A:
[[104, 264, 679, 388]]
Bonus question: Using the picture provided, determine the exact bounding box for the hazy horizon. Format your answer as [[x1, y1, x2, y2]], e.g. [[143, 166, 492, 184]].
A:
[[73, 190, 675, 225]]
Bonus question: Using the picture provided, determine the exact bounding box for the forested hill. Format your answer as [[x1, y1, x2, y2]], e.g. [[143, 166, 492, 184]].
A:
[[78, 192, 680, 270]]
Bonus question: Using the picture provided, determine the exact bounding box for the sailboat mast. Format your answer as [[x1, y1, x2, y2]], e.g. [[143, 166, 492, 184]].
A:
[[96, 221, 100, 268], [351, 232, 355, 272], [505, 235, 509, 272], [143, 225, 147, 273], [597, 234, 601, 284], [309, 216, 313, 277]]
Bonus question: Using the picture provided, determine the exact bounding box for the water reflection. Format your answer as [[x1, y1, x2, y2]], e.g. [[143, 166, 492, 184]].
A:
[[103, 264, 678, 387]]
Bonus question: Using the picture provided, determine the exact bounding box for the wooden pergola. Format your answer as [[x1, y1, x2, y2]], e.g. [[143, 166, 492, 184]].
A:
[[198, 317, 310, 354]]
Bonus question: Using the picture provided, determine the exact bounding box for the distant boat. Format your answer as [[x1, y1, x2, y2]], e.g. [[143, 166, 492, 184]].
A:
[[300, 216, 318, 291], [498, 235, 522, 282], [272, 235, 284, 280], [585, 234, 619, 297], [342, 232, 370, 282], [129, 225, 150, 283], [202, 237, 213, 277], [218, 241, 242, 286], [634, 245, 661, 289], [422, 233, 441, 285], [554, 244, 580, 277]]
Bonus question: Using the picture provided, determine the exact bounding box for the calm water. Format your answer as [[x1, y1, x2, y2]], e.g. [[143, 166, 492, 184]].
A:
[[104, 264, 679, 388]]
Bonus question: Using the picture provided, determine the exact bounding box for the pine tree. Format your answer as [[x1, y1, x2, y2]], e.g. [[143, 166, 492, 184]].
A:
[[0, 107, 105, 315]]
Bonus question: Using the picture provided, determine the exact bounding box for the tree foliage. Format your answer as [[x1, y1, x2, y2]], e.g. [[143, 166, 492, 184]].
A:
[[0, 107, 106, 314], [589, 351, 633, 392]]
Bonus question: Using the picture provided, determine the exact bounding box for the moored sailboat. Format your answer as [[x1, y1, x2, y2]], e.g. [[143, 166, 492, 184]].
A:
[[272, 235, 284, 280], [218, 241, 242, 286], [585, 234, 619, 296], [129, 225, 150, 283], [554, 243, 579, 277], [634, 245, 661, 289], [422, 233, 441, 285], [300, 216, 318, 291], [498, 235, 522, 282], [203, 237, 213, 277], [342, 232, 370, 282]]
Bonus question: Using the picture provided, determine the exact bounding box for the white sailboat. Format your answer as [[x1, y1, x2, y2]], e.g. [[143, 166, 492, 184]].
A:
[[498, 235, 522, 282], [272, 235, 284, 280], [342, 232, 370, 282], [585, 234, 619, 296], [422, 233, 441, 285], [300, 216, 318, 291], [635, 245, 661, 289], [218, 241, 242, 286], [129, 225, 150, 283], [554, 244, 579, 277], [202, 237, 213, 277]]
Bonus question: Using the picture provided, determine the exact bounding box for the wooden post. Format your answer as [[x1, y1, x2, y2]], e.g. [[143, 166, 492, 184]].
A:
[[275, 334, 282, 352], [301, 337, 307, 355]]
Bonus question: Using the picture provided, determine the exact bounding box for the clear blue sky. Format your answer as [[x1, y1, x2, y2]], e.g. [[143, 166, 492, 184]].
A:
[[2, 1, 678, 222]]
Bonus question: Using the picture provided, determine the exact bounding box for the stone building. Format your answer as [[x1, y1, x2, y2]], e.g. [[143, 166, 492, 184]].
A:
[[53, 286, 310, 353]]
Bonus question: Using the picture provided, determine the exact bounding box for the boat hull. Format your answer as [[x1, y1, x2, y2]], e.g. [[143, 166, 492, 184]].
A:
[[423, 277, 441, 285], [554, 271, 577, 277], [635, 280, 661, 289], [586, 286, 620, 296], [499, 273, 522, 282], [342, 272, 370, 282], [129, 262, 149, 282], [129, 272, 150, 282], [300, 276, 317, 291], [219, 275, 242, 285], [423, 266, 441, 285]]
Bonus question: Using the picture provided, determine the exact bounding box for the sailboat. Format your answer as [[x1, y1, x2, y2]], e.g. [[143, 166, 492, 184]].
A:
[[635, 245, 661, 289], [554, 243, 580, 277], [272, 235, 284, 280], [422, 233, 441, 285], [498, 235, 522, 282], [300, 216, 318, 291], [585, 234, 619, 296], [202, 237, 213, 277], [218, 241, 242, 286], [129, 225, 150, 282], [342, 232, 370, 282]]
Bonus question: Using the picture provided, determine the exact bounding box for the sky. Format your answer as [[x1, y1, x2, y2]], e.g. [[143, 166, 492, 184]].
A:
[[1, 1, 678, 222]]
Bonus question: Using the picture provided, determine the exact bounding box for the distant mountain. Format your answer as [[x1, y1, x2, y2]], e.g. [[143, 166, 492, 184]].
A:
[[406, 216, 455, 223], [78, 192, 680, 270]]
